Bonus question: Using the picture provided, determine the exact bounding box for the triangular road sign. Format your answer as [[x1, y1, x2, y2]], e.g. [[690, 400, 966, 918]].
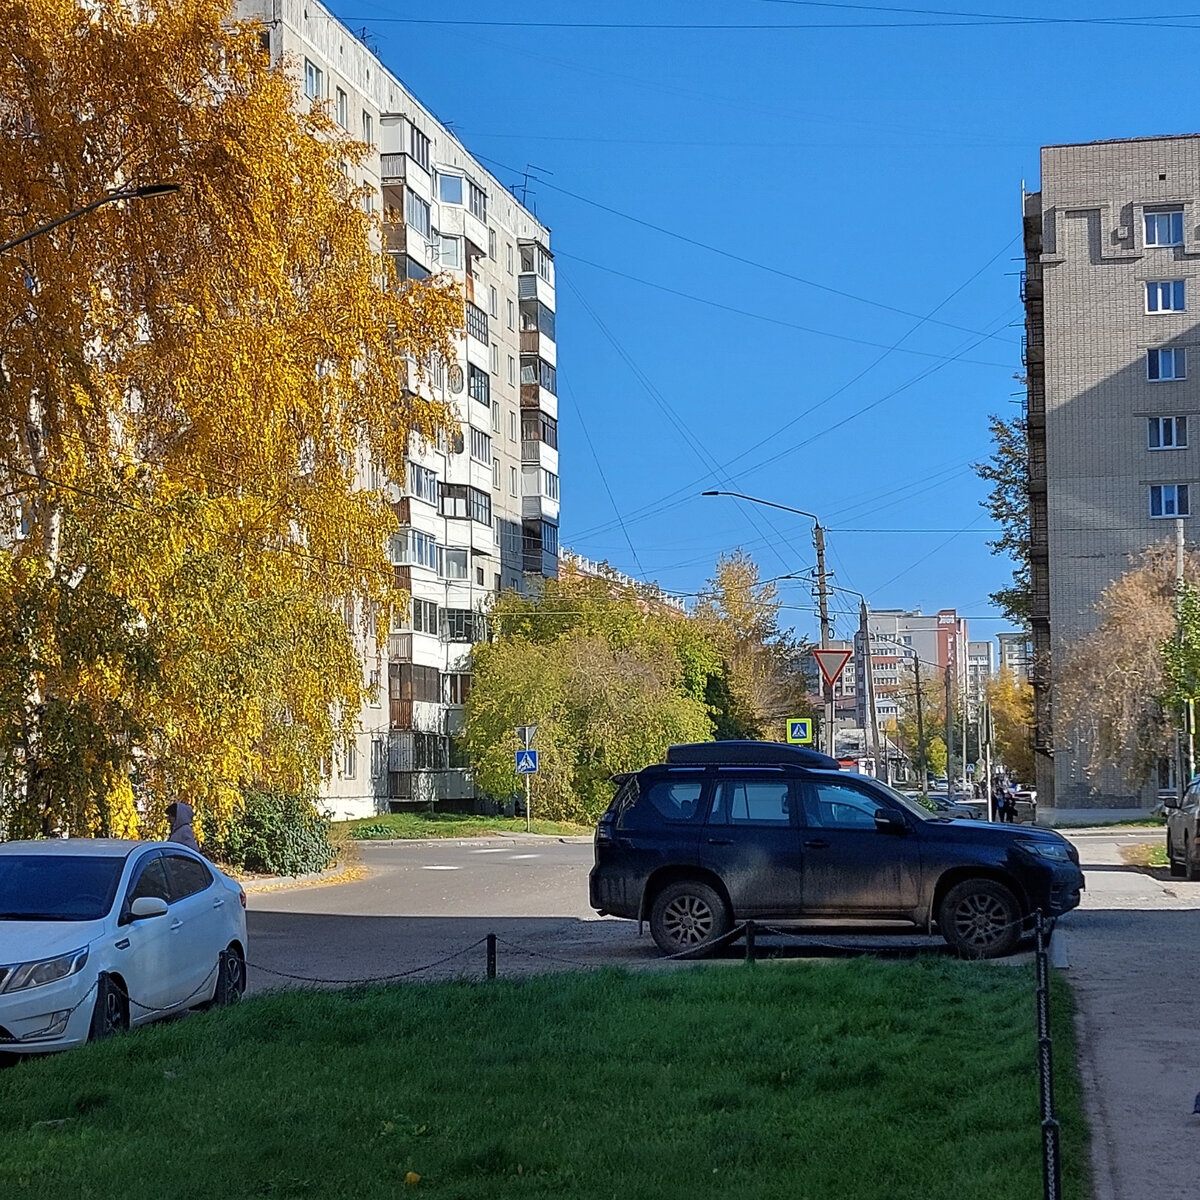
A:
[[812, 648, 853, 688]]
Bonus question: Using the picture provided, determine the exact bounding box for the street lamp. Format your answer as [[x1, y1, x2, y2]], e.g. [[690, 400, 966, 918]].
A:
[[701, 489, 835, 754], [0, 183, 180, 255]]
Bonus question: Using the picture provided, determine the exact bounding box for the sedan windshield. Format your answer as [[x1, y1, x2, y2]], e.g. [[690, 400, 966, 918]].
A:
[[0, 855, 125, 921]]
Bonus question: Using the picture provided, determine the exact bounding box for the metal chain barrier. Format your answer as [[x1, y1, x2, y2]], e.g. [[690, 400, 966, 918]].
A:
[[244, 938, 490, 986], [1034, 910, 1063, 1200]]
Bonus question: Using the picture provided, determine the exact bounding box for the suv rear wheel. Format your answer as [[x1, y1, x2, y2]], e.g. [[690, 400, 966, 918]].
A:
[[937, 879, 1022, 959], [649, 880, 730, 957]]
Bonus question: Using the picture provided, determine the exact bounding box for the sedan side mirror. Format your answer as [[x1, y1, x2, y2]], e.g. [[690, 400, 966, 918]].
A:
[[874, 809, 907, 835], [130, 896, 169, 919]]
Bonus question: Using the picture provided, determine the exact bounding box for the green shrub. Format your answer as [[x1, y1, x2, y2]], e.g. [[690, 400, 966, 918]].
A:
[[348, 821, 394, 840], [203, 788, 335, 876]]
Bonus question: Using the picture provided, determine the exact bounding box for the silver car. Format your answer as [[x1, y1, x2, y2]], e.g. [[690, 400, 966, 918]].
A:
[[1165, 778, 1200, 879]]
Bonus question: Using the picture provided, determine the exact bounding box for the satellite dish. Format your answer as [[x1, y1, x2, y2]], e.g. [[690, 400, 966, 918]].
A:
[[448, 365, 465, 393]]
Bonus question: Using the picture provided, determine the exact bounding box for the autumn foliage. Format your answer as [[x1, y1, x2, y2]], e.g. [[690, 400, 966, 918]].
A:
[[0, 0, 461, 835]]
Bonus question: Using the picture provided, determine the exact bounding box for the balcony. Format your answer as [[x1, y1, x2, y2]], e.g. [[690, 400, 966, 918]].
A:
[[381, 153, 404, 182], [389, 699, 442, 732], [517, 272, 554, 308]]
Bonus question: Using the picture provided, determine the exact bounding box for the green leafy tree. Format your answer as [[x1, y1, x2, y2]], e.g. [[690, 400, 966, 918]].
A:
[[926, 736, 948, 779], [974, 414, 1031, 626]]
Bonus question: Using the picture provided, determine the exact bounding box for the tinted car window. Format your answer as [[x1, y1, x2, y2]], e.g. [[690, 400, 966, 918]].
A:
[[710, 778, 792, 826], [642, 779, 706, 824], [127, 856, 171, 904], [164, 853, 213, 901], [804, 781, 882, 830], [0, 855, 126, 921]]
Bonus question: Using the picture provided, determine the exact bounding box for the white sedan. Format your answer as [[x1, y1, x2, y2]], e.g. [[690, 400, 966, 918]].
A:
[[0, 839, 247, 1055]]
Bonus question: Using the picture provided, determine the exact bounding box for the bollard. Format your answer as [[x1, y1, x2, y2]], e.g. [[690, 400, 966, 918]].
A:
[[486, 933, 497, 980], [744, 921, 756, 963]]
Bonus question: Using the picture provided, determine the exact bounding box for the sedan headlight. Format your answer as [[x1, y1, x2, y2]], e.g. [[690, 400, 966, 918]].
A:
[[1016, 838, 1072, 863], [1, 947, 90, 993]]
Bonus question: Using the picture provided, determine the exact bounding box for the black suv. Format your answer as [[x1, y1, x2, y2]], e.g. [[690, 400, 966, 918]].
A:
[[589, 742, 1084, 958]]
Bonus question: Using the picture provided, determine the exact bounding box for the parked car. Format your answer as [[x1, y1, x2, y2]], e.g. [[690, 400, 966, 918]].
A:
[[0, 839, 247, 1056], [1164, 778, 1200, 879], [589, 742, 1084, 959], [927, 793, 984, 820]]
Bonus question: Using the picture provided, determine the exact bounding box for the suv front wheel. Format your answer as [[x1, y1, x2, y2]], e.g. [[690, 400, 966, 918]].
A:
[[649, 880, 731, 957], [937, 879, 1022, 958]]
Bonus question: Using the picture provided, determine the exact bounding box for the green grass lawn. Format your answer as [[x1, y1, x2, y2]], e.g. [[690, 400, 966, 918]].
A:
[[0, 961, 1088, 1200], [334, 811, 591, 840]]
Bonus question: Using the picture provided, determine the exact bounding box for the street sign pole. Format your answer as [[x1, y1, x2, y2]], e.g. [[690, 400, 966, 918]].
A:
[[525, 772, 531, 833]]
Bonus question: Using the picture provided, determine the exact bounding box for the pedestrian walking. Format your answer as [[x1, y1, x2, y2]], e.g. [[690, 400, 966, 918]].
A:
[[166, 801, 200, 851]]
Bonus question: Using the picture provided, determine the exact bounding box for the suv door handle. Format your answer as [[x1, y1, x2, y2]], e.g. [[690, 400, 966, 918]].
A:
[[803, 839, 830, 849], [707, 837, 734, 846]]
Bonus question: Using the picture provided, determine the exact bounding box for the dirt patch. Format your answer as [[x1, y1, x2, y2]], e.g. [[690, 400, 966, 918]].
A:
[[1118, 842, 1169, 877]]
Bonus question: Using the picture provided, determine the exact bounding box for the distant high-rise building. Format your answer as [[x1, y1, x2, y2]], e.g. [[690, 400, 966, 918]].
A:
[[996, 632, 1031, 684]]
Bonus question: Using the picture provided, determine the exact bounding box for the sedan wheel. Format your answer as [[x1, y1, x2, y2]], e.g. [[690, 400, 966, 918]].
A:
[[88, 974, 129, 1041], [937, 880, 1022, 959], [649, 881, 730, 957], [212, 945, 246, 1007]]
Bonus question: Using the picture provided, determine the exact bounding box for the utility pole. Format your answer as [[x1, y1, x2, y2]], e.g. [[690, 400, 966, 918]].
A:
[[944, 663, 954, 788], [912, 652, 927, 790], [813, 522, 834, 757], [1176, 518, 1193, 797], [859, 599, 881, 777]]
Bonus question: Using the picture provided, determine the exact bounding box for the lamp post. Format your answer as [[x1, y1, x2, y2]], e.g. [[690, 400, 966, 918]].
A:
[[0, 183, 179, 255], [701, 490, 835, 755], [830, 583, 882, 779]]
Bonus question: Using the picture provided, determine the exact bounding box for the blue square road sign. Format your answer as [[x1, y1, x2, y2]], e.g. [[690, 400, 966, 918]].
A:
[[786, 719, 813, 745], [516, 749, 539, 774]]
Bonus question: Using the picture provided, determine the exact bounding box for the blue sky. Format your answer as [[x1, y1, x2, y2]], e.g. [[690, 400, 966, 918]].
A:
[[332, 1, 1199, 648]]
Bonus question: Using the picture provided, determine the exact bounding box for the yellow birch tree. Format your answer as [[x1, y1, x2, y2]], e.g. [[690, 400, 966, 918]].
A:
[[0, 0, 461, 835]]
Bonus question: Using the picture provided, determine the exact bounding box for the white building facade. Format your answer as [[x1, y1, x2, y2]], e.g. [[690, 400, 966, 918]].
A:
[[237, 1, 560, 816]]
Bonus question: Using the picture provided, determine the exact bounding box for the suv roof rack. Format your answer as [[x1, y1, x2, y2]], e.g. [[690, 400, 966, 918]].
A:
[[665, 741, 840, 771]]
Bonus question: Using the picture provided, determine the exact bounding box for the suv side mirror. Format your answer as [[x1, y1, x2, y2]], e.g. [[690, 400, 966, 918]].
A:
[[1163, 794, 1182, 810], [130, 896, 169, 919], [874, 809, 906, 835]]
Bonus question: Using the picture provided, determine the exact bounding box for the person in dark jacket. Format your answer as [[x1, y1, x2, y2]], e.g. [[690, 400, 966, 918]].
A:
[[166, 801, 200, 851]]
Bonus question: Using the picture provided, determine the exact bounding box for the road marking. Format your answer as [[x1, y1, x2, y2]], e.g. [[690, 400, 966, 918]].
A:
[[509, 854, 540, 860], [470, 848, 508, 854], [421, 865, 461, 871]]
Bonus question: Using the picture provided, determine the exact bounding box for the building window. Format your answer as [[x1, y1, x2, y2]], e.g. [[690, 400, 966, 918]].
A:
[[510, 466, 518, 496], [1148, 347, 1186, 381], [410, 598, 439, 634], [391, 529, 438, 570], [507, 355, 516, 386], [439, 174, 463, 204], [489, 285, 498, 318], [507, 299, 515, 331], [440, 548, 469, 581], [335, 87, 348, 128], [542, 520, 559, 556], [468, 363, 490, 406], [442, 608, 486, 642], [470, 487, 492, 525], [445, 673, 472, 704], [362, 190, 375, 216], [390, 662, 442, 704], [468, 180, 487, 222], [343, 738, 357, 778], [439, 235, 462, 269], [406, 463, 438, 503], [506, 243, 514, 275], [488, 229, 497, 260], [1150, 483, 1190, 517], [362, 111, 373, 145], [520, 299, 556, 341], [1146, 208, 1184, 247], [409, 125, 430, 170], [520, 242, 554, 283], [1149, 415, 1188, 449], [440, 483, 470, 518], [509, 411, 517, 442], [304, 59, 323, 100], [465, 302, 488, 344], [1147, 280, 1186, 313], [491, 401, 501, 433], [523, 411, 558, 449], [542, 470, 559, 500], [470, 427, 492, 465], [521, 356, 557, 394], [492, 457, 501, 489], [404, 190, 431, 240], [368, 668, 382, 706]]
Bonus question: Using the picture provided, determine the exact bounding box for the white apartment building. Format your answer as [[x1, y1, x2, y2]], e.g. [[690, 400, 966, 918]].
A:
[[967, 641, 994, 713], [1023, 134, 1200, 808], [237, 1, 560, 816], [996, 632, 1031, 684]]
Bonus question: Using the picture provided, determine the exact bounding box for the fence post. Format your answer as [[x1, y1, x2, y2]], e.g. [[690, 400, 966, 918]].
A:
[[1034, 910, 1063, 1200], [486, 933, 497, 980], [744, 921, 756, 963]]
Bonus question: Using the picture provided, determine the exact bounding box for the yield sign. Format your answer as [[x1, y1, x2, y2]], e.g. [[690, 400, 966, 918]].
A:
[[812, 648, 853, 688]]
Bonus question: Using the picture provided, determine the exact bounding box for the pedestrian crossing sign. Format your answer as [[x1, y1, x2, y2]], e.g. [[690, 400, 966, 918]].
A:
[[515, 750, 539, 774], [786, 719, 813, 745]]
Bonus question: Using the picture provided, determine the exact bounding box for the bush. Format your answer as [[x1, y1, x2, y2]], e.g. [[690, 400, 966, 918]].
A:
[[348, 821, 393, 840], [203, 788, 335, 876]]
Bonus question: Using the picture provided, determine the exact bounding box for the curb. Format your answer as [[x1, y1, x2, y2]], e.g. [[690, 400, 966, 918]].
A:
[[240, 863, 364, 893], [350, 833, 593, 849]]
